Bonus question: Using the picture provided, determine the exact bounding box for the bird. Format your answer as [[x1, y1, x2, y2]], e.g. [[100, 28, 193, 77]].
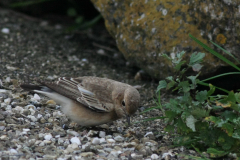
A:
[[20, 76, 140, 126]]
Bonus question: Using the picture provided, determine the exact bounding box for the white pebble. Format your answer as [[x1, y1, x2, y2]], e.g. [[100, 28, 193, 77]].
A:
[[91, 137, 100, 145], [12, 106, 24, 114], [151, 154, 159, 159], [109, 150, 122, 157], [144, 132, 154, 137], [70, 137, 81, 145], [1, 28, 10, 34], [4, 98, 11, 105], [25, 105, 36, 110], [29, 108, 35, 115], [37, 114, 42, 119], [9, 149, 18, 154], [106, 139, 115, 144], [33, 94, 41, 100], [27, 115, 37, 122], [44, 134, 53, 140], [67, 130, 80, 136], [99, 138, 106, 144], [23, 128, 30, 132], [5, 105, 12, 110], [99, 131, 106, 138], [114, 135, 124, 142]]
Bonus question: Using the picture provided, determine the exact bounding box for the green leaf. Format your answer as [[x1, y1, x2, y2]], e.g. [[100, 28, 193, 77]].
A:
[[196, 90, 208, 103], [166, 81, 176, 90], [192, 63, 203, 72], [221, 123, 234, 136], [164, 125, 175, 133], [178, 81, 190, 93], [165, 99, 183, 113], [235, 92, 240, 103], [210, 40, 240, 64], [207, 84, 215, 96], [186, 115, 197, 132], [165, 110, 178, 122], [207, 148, 228, 158], [75, 16, 84, 24], [191, 108, 209, 118], [156, 80, 167, 93], [221, 110, 238, 122], [67, 8, 77, 17], [189, 34, 240, 71], [232, 129, 240, 140], [175, 61, 186, 71], [187, 73, 200, 89], [189, 52, 205, 66], [161, 54, 172, 60], [176, 118, 192, 133]]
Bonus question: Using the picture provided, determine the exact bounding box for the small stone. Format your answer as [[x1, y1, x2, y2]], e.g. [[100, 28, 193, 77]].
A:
[[131, 153, 143, 159], [27, 115, 37, 122], [114, 135, 124, 142], [46, 100, 56, 105], [44, 134, 53, 140], [0, 126, 5, 131], [0, 135, 8, 140], [9, 149, 18, 154], [151, 154, 159, 159], [99, 131, 106, 138], [71, 137, 81, 145], [4, 98, 11, 105], [67, 130, 80, 137], [80, 152, 95, 158], [108, 150, 122, 158], [99, 138, 106, 144], [64, 143, 79, 153], [107, 139, 115, 144], [1, 28, 10, 34], [33, 94, 41, 100], [92, 137, 100, 145], [12, 106, 24, 114], [25, 105, 36, 110]]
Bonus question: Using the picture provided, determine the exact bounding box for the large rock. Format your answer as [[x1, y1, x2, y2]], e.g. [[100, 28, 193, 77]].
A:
[[91, 0, 240, 79]]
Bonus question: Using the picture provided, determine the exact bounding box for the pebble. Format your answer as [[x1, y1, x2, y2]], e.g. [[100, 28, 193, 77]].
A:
[[71, 137, 81, 145], [107, 139, 116, 144], [33, 94, 41, 100], [99, 138, 106, 144], [4, 98, 11, 105], [131, 153, 143, 159], [9, 148, 18, 154], [27, 115, 37, 122], [67, 130, 80, 137], [92, 137, 100, 145], [46, 100, 56, 105], [44, 134, 53, 140], [114, 135, 124, 142], [99, 131, 106, 138], [80, 152, 95, 158], [151, 154, 159, 159], [1, 28, 10, 34]]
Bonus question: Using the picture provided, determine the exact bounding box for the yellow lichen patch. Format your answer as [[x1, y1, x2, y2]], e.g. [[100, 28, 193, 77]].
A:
[[216, 34, 227, 44]]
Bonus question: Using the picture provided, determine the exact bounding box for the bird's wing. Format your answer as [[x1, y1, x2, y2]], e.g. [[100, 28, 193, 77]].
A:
[[40, 77, 114, 112]]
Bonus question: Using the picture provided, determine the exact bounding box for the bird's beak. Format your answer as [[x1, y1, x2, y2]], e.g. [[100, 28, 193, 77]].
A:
[[127, 115, 130, 125]]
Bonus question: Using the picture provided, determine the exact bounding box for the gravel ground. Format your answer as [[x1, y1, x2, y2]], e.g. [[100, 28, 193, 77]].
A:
[[0, 8, 206, 160]]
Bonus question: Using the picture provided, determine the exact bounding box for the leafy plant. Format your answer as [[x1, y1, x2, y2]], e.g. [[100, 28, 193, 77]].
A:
[[149, 35, 240, 158]]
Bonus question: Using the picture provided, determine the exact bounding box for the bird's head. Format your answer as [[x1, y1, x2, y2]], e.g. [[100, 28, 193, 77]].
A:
[[114, 86, 140, 124]]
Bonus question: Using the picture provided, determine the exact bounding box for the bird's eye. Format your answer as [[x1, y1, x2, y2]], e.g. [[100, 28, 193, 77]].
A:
[[122, 100, 125, 106]]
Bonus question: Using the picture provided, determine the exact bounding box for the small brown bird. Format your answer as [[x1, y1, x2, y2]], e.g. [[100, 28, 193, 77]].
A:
[[20, 76, 140, 126]]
